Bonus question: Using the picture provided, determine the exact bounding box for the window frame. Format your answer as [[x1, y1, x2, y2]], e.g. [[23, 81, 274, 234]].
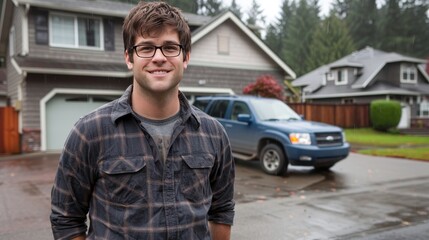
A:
[[400, 63, 417, 84], [207, 100, 230, 119], [335, 69, 348, 85], [326, 71, 334, 81], [230, 101, 250, 120], [217, 34, 230, 55], [419, 99, 429, 117], [48, 12, 104, 50]]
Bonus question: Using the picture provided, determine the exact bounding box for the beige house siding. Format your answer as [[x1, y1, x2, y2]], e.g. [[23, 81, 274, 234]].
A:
[[190, 20, 278, 71], [183, 66, 283, 94], [13, 6, 24, 55]]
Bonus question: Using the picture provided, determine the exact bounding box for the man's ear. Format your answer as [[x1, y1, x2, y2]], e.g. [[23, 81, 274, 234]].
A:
[[183, 52, 190, 69], [124, 50, 134, 70]]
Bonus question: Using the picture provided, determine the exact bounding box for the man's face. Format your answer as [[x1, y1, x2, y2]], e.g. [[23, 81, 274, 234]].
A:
[[125, 26, 190, 95]]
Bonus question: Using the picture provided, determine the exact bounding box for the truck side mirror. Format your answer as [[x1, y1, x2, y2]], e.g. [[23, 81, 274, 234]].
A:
[[237, 114, 252, 123]]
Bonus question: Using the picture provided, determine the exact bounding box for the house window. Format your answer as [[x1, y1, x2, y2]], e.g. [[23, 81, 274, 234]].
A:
[[49, 13, 103, 49], [335, 69, 348, 85], [400, 63, 417, 83], [217, 35, 230, 55], [420, 99, 429, 117]]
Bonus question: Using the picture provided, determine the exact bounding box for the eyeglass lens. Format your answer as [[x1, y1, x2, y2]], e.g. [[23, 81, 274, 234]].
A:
[[134, 44, 182, 58]]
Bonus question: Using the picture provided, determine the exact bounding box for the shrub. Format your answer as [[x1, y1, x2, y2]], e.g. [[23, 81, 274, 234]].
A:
[[370, 100, 402, 131], [243, 75, 284, 100]]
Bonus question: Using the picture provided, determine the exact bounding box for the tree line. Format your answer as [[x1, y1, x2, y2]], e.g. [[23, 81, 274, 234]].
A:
[[110, 0, 429, 77]]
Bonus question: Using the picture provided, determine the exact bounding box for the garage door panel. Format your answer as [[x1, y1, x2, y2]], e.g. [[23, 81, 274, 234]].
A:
[[46, 94, 115, 150]]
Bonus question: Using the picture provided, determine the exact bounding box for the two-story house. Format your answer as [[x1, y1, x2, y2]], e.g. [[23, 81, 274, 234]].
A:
[[0, 0, 296, 152], [292, 47, 429, 128]]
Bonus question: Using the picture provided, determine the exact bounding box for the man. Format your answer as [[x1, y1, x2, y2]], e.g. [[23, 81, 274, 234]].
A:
[[50, 1, 235, 239]]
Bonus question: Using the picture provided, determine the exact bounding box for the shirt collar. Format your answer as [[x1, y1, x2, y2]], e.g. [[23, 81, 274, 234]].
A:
[[111, 85, 201, 129]]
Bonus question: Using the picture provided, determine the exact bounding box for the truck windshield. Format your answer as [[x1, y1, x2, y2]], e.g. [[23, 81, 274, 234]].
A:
[[251, 99, 301, 121]]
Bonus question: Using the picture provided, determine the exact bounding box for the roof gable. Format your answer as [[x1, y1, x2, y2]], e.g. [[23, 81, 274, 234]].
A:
[[192, 11, 296, 79], [293, 47, 429, 93]]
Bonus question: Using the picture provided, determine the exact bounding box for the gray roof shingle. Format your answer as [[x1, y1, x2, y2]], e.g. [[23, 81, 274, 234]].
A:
[[293, 47, 428, 96]]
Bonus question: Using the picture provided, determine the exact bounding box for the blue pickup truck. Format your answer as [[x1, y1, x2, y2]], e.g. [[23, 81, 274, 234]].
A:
[[193, 95, 350, 176]]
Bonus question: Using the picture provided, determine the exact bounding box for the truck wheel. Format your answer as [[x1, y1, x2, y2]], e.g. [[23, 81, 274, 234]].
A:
[[260, 144, 288, 176]]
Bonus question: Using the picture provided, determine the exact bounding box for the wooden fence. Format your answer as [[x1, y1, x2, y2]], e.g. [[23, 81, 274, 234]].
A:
[[0, 107, 20, 154], [288, 103, 371, 128]]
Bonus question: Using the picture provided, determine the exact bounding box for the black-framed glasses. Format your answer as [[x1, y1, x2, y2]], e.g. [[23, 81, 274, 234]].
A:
[[130, 44, 183, 58]]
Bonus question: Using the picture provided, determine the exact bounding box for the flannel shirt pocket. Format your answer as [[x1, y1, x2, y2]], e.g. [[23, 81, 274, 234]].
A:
[[180, 154, 214, 203], [100, 156, 147, 205]]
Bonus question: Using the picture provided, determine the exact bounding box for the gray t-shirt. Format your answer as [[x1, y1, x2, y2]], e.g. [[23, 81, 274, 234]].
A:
[[136, 112, 180, 162]]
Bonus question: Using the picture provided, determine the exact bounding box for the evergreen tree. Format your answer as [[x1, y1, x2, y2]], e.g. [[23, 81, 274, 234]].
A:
[[400, 0, 429, 58], [268, 0, 294, 56], [345, 0, 377, 50], [246, 0, 266, 37], [264, 24, 281, 53], [332, 0, 353, 19], [229, 0, 243, 19], [282, 0, 320, 76], [307, 14, 355, 71], [377, 0, 405, 53], [264, 0, 295, 58], [199, 0, 225, 16]]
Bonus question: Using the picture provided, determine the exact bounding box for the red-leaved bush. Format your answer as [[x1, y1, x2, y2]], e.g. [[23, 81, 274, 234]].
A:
[[243, 75, 284, 100]]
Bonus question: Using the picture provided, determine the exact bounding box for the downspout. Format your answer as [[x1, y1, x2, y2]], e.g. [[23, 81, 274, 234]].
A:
[[21, 3, 30, 56]]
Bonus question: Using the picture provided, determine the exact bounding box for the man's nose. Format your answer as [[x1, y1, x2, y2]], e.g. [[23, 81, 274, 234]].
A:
[[152, 48, 167, 61]]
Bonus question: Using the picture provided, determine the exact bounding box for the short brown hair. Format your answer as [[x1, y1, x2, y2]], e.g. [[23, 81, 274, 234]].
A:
[[123, 1, 191, 61]]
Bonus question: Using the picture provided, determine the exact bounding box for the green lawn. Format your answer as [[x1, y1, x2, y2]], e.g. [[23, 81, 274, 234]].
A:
[[344, 128, 429, 161]]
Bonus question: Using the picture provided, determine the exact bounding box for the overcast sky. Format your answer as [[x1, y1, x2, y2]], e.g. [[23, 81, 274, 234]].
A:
[[222, 0, 334, 25]]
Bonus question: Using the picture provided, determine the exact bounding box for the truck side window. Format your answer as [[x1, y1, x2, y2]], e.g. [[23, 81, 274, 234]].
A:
[[208, 100, 229, 119], [231, 102, 250, 120], [193, 99, 210, 111]]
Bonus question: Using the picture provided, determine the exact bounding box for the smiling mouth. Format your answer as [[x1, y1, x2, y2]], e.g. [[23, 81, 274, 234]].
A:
[[149, 70, 170, 75]]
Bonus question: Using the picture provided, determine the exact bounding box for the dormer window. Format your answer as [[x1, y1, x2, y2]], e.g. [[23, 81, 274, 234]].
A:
[[326, 72, 334, 81], [335, 69, 348, 85], [400, 63, 417, 83], [49, 13, 103, 50]]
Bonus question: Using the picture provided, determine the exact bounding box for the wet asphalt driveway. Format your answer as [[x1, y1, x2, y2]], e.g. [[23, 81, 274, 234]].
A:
[[1, 152, 429, 239]]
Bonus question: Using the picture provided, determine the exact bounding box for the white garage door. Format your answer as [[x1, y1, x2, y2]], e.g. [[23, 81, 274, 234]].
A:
[[46, 94, 117, 150]]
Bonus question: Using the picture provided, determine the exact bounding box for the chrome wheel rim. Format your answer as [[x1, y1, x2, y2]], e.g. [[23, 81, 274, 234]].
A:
[[263, 149, 280, 171]]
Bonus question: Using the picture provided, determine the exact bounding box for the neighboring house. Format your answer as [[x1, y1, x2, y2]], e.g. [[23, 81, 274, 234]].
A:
[[0, 0, 296, 152], [292, 47, 429, 128]]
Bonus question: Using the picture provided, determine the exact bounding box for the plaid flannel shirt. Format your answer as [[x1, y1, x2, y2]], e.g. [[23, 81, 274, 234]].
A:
[[50, 85, 235, 240]]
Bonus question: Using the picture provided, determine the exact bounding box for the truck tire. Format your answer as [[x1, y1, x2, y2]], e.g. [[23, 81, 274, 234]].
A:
[[260, 143, 288, 176]]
